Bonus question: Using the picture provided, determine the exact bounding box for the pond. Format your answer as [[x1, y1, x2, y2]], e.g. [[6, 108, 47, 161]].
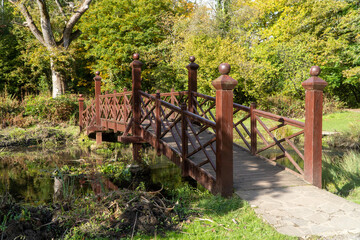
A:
[[0, 144, 184, 205]]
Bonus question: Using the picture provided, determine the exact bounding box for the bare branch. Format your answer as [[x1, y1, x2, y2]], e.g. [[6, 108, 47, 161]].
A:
[[54, 0, 67, 19], [56, 29, 82, 47], [36, 0, 57, 48], [9, 0, 45, 46], [62, 0, 92, 49]]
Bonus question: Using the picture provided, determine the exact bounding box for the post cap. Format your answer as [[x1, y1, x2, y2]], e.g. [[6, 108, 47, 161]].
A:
[[133, 53, 139, 60], [130, 53, 143, 68], [212, 63, 238, 90], [302, 66, 328, 91], [94, 71, 102, 81], [186, 56, 199, 70], [219, 63, 231, 75]]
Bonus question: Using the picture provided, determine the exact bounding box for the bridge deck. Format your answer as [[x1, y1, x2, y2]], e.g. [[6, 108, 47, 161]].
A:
[[145, 122, 308, 192]]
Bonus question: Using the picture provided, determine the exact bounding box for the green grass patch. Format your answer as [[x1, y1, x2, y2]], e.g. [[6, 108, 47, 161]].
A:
[[322, 110, 360, 132], [323, 150, 360, 203]]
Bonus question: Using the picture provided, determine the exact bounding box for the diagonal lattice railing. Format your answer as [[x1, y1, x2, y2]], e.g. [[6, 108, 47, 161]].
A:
[[191, 91, 306, 176], [139, 91, 217, 173]]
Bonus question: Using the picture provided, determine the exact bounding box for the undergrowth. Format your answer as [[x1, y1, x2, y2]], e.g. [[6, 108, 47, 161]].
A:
[[0, 93, 79, 128], [323, 150, 360, 204]]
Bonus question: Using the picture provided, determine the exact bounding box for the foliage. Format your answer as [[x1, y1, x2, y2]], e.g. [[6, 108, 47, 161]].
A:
[[323, 151, 360, 204], [78, 0, 193, 93], [24, 94, 79, 123], [325, 123, 360, 149]]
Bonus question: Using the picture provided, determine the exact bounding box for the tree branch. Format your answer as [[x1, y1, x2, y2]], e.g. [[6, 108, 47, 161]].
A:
[[36, 0, 57, 48], [57, 29, 82, 47], [9, 0, 45, 46], [62, 0, 92, 49], [54, 0, 67, 19]]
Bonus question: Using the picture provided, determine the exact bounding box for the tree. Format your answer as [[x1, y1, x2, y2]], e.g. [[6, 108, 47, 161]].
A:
[[78, 0, 193, 93], [9, 0, 93, 98]]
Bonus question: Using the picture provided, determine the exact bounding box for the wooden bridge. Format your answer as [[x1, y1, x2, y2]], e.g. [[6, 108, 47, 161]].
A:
[[79, 54, 327, 197]]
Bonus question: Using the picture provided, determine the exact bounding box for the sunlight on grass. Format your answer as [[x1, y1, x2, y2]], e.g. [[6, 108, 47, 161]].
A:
[[134, 192, 295, 240], [322, 110, 360, 132]]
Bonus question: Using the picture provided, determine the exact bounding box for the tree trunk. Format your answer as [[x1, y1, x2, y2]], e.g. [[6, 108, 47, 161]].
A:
[[50, 58, 66, 98]]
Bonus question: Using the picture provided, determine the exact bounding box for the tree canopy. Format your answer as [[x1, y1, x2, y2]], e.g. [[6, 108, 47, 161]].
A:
[[2, 0, 360, 107]]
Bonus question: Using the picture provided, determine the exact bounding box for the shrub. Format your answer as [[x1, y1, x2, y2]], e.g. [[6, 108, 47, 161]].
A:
[[24, 94, 78, 124], [0, 94, 26, 128], [258, 95, 304, 118]]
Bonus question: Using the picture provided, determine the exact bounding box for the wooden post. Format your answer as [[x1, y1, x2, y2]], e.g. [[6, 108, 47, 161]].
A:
[[302, 66, 328, 188], [186, 56, 199, 113], [181, 103, 189, 177], [131, 53, 143, 163], [78, 94, 84, 131], [94, 71, 102, 144], [170, 88, 175, 120], [155, 90, 161, 156], [250, 102, 257, 155], [212, 63, 238, 197]]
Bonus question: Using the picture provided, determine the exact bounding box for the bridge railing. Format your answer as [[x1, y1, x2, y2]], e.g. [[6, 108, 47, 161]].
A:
[[79, 54, 327, 196]]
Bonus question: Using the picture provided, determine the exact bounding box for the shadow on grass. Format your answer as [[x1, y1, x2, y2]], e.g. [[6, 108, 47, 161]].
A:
[[196, 194, 244, 216], [322, 153, 360, 198]]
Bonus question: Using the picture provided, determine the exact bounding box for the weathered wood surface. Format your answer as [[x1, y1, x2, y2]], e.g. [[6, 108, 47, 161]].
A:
[[144, 122, 308, 192]]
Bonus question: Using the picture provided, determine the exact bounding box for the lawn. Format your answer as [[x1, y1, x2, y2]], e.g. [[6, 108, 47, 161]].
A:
[[322, 110, 360, 132]]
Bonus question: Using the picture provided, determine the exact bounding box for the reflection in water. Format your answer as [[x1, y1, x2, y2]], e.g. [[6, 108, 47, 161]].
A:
[[0, 146, 182, 204]]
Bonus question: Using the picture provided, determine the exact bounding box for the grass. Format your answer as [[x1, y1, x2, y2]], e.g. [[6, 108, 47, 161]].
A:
[[322, 110, 360, 132], [147, 195, 294, 240], [323, 150, 360, 204], [62, 186, 294, 240]]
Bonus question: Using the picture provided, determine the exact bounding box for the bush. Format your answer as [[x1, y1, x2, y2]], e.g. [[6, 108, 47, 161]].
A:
[[258, 95, 304, 118], [24, 94, 78, 124], [258, 95, 345, 119], [0, 94, 26, 128]]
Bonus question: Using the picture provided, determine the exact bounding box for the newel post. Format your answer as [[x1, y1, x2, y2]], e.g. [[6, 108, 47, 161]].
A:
[[94, 71, 102, 144], [302, 66, 328, 188], [186, 56, 199, 113], [131, 53, 143, 162], [250, 103, 257, 155], [212, 63, 238, 197], [155, 90, 161, 156], [78, 94, 84, 131]]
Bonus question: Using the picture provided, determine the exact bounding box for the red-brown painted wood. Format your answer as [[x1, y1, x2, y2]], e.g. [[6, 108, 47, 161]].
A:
[[250, 102, 257, 155], [78, 94, 84, 131], [302, 66, 327, 188], [131, 53, 143, 163], [212, 63, 238, 197], [94, 72, 102, 144], [187, 56, 199, 114], [181, 103, 189, 177], [155, 91, 161, 156]]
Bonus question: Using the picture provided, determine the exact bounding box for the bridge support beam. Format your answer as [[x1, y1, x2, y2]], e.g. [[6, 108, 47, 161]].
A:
[[212, 63, 238, 197], [131, 53, 143, 163], [302, 66, 328, 188], [94, 72, 102, 145]]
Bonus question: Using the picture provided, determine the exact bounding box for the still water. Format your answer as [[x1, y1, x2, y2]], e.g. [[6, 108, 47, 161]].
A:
[[0, 145, 182, 204]]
